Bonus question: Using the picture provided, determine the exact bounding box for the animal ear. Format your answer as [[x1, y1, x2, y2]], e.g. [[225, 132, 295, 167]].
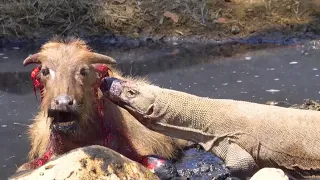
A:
[[23, 53, 41, 66], [88, 53, 117, 65], [92, 64, 112, 78]]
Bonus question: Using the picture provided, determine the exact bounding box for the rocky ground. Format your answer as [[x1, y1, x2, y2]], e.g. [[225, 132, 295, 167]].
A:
[[266, 99, 320, 110], [8, 145, 290, 180]]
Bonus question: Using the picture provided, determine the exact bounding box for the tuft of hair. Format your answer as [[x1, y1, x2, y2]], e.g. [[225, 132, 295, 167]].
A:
[[109, 67, 153, 86], [41, 36, 91, 52]]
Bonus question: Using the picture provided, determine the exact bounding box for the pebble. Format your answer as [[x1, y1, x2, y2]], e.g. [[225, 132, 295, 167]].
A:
[[266, 89, 280, 93], [231, 26, 240, 35], [245, 56, 252, 61], [250, 168, 289, 180]]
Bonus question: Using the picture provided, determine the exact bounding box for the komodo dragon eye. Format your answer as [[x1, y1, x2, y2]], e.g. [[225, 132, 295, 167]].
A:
[[126, 89, 138, 97], [128, 90, 135, 95]]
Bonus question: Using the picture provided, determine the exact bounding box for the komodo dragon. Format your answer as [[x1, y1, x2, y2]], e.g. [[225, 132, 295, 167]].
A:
[[100, 77, 320, 179]]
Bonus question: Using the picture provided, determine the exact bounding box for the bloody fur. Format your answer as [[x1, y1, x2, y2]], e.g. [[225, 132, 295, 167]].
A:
[[31, 64, 111, 116], [28, 64, 113, 168], [21, 39, 187, 174], [28, 64, 173, 171]]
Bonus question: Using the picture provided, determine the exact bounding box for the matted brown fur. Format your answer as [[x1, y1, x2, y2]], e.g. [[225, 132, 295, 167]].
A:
[[22, 37, 188, 169]]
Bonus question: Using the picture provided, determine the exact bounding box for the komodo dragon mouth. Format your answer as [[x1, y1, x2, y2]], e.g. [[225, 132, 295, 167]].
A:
[[48, 109, 78, 132]]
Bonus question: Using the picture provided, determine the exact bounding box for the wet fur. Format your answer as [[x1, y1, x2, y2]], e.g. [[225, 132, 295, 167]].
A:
[[21, 37, 188, 170]]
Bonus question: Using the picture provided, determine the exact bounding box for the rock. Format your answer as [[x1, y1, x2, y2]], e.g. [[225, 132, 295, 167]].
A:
[[175, 146, 230, 179], [9, 145, 158, 180], [231, 26, 240, 35], [250, 168, 289, 180]]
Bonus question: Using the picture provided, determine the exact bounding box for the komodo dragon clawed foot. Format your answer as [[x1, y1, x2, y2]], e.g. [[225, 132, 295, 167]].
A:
[[224, 143, 258, 178], [211, 139, 258, 178]]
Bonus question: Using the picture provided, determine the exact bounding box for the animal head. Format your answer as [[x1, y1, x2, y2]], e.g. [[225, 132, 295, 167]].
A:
[[101, 77, 159, 119], [24, 37, 116, 135]]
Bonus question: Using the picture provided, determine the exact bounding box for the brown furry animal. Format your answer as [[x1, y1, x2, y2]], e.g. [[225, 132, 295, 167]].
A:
[[17, 37, 188, 174]]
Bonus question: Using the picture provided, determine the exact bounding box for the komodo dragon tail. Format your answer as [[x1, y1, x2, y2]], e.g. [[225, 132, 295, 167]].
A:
[[100, 77, 320, 179]]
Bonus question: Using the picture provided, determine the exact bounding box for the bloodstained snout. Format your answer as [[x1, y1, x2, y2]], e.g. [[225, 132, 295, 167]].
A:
[[100, 77, 123, 98]]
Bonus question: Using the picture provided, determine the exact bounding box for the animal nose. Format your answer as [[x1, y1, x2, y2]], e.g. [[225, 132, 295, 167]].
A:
[[54, 95, 74, 106]]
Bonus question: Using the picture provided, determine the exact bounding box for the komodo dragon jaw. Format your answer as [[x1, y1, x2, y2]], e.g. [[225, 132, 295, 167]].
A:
[[100, 77, 320, 179]]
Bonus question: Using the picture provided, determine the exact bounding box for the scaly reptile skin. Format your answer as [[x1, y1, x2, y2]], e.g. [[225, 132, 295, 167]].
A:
[[100, 77, 320, 179]]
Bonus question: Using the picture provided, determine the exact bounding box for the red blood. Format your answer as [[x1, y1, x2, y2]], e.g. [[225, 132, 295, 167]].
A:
[[92, 64, 111, 118], [31, 66, 44, 100], [140, 156, 166, 172], [28, 148, 54, 169], [140, 156, 179, 179], [95, 64, 111, 75]]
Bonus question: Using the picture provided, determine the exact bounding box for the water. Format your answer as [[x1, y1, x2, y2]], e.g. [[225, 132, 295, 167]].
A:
[[1, 37, 320, 179]]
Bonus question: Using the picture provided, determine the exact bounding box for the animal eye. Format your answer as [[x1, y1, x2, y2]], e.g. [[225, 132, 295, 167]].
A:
[[41, 68, 50, 76], [127, 89, 138, 96], [80, 67, 88, 76], [128, 90, 134, 95]]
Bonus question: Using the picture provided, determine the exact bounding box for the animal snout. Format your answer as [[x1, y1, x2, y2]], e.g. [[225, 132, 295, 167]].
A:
[[100, 77, 123, 97], [51, 94, 76, 111], [100, 77, 120, 92]]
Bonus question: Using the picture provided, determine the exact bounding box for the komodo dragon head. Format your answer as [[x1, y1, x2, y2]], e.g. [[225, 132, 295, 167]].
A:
[[100, 77, 160, 118]]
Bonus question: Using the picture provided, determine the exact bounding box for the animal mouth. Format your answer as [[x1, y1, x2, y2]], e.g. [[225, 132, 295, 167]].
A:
[[48, 109, 78, 132]]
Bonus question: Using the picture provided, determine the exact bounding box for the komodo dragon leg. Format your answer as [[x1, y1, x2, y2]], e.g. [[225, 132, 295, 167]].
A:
[[100, 77, 259, 177], [213, 139, 258, 177]]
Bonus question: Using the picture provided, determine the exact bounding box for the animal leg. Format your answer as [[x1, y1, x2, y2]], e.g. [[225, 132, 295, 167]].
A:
[[225, 143, 258, 177], [211, 140, 258, 178]]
